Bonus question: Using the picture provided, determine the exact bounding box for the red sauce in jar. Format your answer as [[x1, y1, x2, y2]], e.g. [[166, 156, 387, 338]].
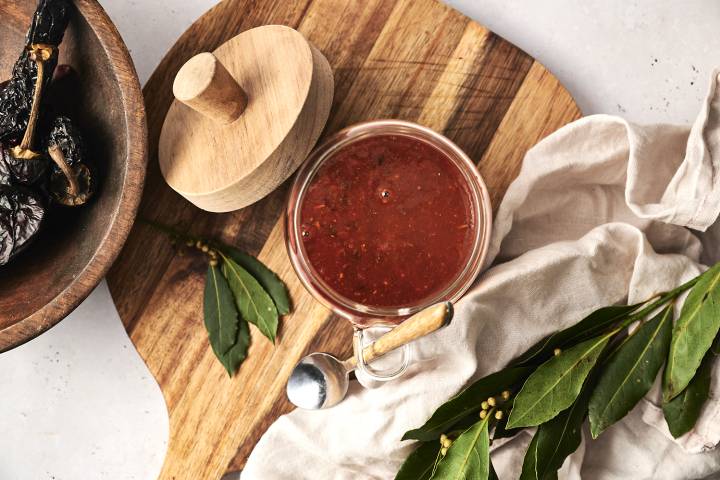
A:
[[299, 134, 476, 309]]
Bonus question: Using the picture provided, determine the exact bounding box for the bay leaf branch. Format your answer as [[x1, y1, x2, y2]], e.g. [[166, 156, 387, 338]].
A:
[[227, 247, 291, 315], [664, 263, 720, 401], [219, 314, 251, 376], [221, 254, 279, 344], [431, 413, 492, 480], [663, 348, 716, 438], [204, 264, 240, 355], [402, 366, 532, 441], [507, 331, 614, 429], [520, 380, 591, 480], [512, 304, 638, 368], [394, 441, 441, 480], [589, 304, 673, 437]]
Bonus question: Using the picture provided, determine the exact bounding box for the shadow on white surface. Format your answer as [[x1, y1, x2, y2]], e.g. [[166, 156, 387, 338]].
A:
[[0, 281, 168, 479]]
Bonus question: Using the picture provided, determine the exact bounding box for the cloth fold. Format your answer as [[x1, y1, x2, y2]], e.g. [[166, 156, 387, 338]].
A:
[[244, 71, 720, 479]]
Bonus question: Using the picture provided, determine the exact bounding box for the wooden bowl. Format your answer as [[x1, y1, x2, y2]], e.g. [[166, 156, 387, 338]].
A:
[[0, 0, 147, 351]]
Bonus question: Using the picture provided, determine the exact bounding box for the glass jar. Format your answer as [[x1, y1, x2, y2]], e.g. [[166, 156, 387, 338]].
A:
[[285, 120, 492, 382]]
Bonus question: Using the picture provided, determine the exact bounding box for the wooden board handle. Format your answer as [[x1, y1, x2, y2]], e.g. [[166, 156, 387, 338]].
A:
[[345, 302, 453, 370]]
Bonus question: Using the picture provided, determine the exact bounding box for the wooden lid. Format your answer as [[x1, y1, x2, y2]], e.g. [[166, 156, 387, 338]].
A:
[[159, 25, 334, 212]]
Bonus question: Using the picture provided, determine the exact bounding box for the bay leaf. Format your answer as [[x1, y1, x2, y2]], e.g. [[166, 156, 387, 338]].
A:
[[204, 264, 240, 355], [394, 441, 441, 480], [402, 367, 532, 441], [219, 313, 251, 377], [222, 256, 279, 344], [664, 263, 720, 401], [431, 416, 490, 480], [513, 305, 637, 367], [227, 247, 291, 315], [588, 305, 673, 438], [520, 381, 591, 480], [663, 350, 715, 438], [507, 332, 612, 429]]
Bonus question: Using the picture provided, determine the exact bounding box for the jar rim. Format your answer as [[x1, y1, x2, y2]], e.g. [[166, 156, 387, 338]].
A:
[[285, 120, 493, 324]]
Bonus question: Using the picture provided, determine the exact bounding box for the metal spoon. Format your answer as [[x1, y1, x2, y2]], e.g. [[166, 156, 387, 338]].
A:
[[286, 302, 453, 409]]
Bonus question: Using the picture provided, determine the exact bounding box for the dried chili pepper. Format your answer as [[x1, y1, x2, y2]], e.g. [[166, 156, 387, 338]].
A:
[[0, 0, 73, 266], [0, 151, 11, 186], [45, 115, 83, 168], [0, 146, 48, 186], [0, 185, 45, 265], [46, 115, 94, 206], [0, 0, 69, 152]]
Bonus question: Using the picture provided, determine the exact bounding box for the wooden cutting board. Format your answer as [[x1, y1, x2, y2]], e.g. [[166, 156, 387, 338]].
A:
[[107, 0, 581, 477]]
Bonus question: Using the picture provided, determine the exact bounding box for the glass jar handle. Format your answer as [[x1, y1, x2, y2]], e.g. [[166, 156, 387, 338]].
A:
[[353, 326, 410, 387]]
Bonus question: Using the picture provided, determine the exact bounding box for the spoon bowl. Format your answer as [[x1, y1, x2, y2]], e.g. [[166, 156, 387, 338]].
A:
[[286, 352, 349, 410]]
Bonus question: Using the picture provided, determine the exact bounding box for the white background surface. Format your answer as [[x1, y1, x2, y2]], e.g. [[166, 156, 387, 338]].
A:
[[1, 1, 719, 479]]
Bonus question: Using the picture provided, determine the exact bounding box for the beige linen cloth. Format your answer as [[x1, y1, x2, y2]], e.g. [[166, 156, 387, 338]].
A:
[[243, 73, 720, 479]]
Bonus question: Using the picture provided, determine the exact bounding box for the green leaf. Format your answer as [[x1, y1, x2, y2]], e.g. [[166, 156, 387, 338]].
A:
[[507, 332, 613, 429], [589, 305, 673, 438], [663, 350, 715, 438], [664, 264, 720, 401], [219, 314, 251, 376], [402, 367, 533, 441], [394, 441, 441, 480], [431, 416, 491, 480], [204, 265, 240, 355], [520, 381, 591, 480], [227, 247, 291, 315], [222, 256, 279, 343], [512, 305, 637, 367]]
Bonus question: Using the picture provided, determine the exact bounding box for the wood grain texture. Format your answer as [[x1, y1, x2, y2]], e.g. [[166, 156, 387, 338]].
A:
[[160, 25, 334, 212], [0, 0, 146, 351], [106, 0, 581, 477]]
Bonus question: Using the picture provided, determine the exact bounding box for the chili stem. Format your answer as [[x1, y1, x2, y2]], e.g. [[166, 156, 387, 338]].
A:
[[13, 44, 54, 158], [48, 144, 79, 196], [20, 52, 44, 150]]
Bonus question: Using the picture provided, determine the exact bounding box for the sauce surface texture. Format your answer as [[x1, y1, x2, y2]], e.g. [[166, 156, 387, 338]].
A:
[[300, 134, 476, 309]]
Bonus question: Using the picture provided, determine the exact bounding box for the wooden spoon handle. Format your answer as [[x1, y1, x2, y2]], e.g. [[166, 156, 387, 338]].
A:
[[344, 302, 453, 370]]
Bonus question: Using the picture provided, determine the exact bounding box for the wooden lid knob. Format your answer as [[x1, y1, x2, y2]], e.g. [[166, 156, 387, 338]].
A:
[[159, 25, 334, 213], [172, 52, 248, 124]]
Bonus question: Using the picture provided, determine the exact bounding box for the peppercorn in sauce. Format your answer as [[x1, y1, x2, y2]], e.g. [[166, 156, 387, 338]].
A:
[[299, 134, 476, 308]]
